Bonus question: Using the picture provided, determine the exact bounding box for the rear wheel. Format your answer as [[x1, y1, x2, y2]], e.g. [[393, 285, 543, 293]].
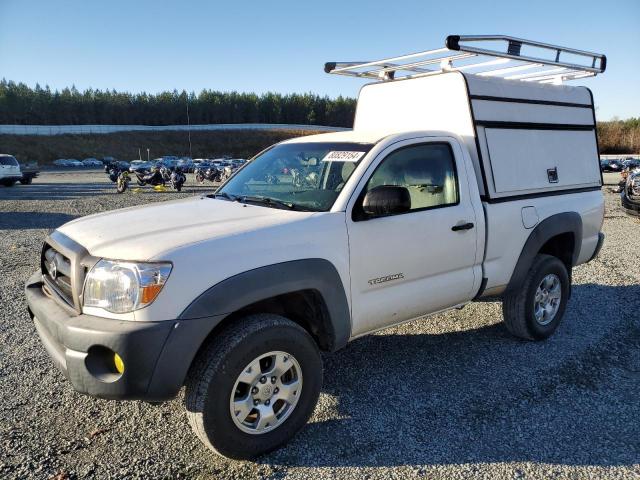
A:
[[502, 254, 570, 340], [2, 179, 16, 187], [185, 314, 322, 459]]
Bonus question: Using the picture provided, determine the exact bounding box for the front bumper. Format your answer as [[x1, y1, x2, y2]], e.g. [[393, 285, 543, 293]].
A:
[[25, 271, 219, 401]]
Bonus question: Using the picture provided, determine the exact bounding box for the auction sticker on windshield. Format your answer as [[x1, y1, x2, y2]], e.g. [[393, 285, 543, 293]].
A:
[[322, 151, 366, 162]]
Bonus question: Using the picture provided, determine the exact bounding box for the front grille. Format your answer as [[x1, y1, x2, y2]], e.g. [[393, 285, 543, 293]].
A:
[[39, 231, 95, 314], [630, 176, 640, 198], [42, 244, 74, 307]]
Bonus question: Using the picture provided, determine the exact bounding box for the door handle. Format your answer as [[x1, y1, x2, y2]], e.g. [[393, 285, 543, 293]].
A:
[[451, 222, 474, 231]]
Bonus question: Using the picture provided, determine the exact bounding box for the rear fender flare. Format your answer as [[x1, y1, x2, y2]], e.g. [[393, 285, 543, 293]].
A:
[[505, 212, 582, 294]]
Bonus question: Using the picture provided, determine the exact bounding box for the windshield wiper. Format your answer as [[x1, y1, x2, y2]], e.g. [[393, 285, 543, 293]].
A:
[[240, 195, 315, 211], [213, 191, 238, 201]]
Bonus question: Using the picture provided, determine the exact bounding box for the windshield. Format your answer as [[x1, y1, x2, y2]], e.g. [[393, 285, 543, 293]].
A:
[[217, 142, 373, 211]]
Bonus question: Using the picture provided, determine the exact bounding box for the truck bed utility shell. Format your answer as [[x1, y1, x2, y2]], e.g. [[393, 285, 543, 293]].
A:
[[328, 34, 604, 200], [354, 73, 601, 199]]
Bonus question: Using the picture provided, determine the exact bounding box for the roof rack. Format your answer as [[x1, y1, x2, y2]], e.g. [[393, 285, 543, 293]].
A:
[[325, 35, 606, 84]]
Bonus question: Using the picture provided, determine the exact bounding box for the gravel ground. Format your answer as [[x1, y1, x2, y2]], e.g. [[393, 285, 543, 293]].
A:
[[0, 171, 638, 480]]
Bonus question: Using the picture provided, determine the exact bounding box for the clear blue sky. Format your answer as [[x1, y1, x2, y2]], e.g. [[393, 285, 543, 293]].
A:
[[1, 0, 638, 120]]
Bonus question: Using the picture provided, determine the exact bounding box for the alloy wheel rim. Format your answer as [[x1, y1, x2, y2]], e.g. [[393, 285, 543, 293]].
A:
[[534, 273, 562, 326], [229, 351, 303, 435]]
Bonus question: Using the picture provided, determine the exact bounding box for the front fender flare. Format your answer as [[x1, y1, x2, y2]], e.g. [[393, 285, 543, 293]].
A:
[[178, 258, 351, 350]]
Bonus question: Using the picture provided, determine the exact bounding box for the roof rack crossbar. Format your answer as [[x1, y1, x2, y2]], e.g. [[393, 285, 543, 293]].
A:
[[505, 67, 571, 80], [476, 63, 543, 77], [371, 52, 476, 75], [325, 34, 606, 84]]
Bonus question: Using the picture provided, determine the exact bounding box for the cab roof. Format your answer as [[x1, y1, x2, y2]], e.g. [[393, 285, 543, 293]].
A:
[[281, 130, 387, 145]]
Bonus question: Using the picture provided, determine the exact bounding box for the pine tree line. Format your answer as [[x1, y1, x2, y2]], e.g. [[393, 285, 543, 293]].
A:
[[1, 79, 637, 153], [0, 79, 356, 127]]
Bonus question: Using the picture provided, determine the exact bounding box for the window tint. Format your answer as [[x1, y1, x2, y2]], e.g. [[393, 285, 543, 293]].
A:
[[363, 143, 458, 212], [0, 156, 18, 166]]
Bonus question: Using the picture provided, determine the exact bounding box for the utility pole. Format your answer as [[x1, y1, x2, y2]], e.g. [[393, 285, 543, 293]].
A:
[[186, 98, 193, 159]]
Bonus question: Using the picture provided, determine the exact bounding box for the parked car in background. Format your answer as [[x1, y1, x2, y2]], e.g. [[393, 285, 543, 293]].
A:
[[82, 158, 102, 167], [129, 160, 153, 172], [622, 158, 640, 171], [161, 156, 179, 166], [53, 159, 70, 167], [177, 158, 195, 172], [600, 159, 623, 172], [229, 158, 247, 168], [160, 159, 180, 169], [0, 154, 23, 186], [66, 159, 83, 167], [621, 168, 640, 217], [19, 162, 40, 184]]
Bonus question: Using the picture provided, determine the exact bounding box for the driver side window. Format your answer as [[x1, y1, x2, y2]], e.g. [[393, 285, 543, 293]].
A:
[[364, 143, 459, 212]]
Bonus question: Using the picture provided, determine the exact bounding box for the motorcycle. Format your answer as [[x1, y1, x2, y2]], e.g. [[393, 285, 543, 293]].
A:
[[170, 166, 186, 192], [116, 170, 131, 193], [195, 165, 222, 184], [116, 165, 172, 193], [219, 165, 236, 183], [105, 163, 122, 183]]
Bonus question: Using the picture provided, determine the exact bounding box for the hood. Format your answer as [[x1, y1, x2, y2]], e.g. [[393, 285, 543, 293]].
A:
[[57, 196, 316, 259]]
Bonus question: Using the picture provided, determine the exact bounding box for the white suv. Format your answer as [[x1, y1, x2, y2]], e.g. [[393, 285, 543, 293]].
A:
[[0, 154, 22, 186]]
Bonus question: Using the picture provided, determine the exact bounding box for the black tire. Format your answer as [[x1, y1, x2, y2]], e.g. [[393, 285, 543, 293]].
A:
[[20, 177, 33, 185], [3, 179, 16, 187], [502, 254, 570, 340], [116, 178, 128, 193], [185, 314, 322, 459]]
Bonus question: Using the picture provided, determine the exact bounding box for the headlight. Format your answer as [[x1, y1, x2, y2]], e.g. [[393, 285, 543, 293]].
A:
[[83, 260, 172, 314]]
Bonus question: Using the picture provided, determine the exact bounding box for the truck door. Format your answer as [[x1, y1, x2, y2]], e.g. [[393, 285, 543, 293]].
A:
[[346, 138, 480, 336]]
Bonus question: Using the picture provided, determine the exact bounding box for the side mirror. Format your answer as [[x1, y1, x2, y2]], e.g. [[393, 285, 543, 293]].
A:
[[362, 185, 411, 217]]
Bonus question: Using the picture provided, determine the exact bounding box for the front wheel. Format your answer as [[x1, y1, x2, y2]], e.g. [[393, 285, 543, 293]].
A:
[[116, 176, 129, 193], [185, 314, 322, 459], [502, 254, 570, 340], [20, 177, 33, 185]]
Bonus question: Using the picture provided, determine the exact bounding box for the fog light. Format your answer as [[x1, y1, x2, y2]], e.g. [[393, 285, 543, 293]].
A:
[[85, 346, 125, 382], [114, 353, 125, 374]]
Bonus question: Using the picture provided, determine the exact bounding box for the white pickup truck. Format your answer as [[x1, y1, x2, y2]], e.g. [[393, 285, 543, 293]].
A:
[[26, 36, 606, 459]]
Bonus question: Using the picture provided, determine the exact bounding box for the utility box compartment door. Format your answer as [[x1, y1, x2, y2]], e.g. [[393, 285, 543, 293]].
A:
[[484, 128, 601, 195]]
